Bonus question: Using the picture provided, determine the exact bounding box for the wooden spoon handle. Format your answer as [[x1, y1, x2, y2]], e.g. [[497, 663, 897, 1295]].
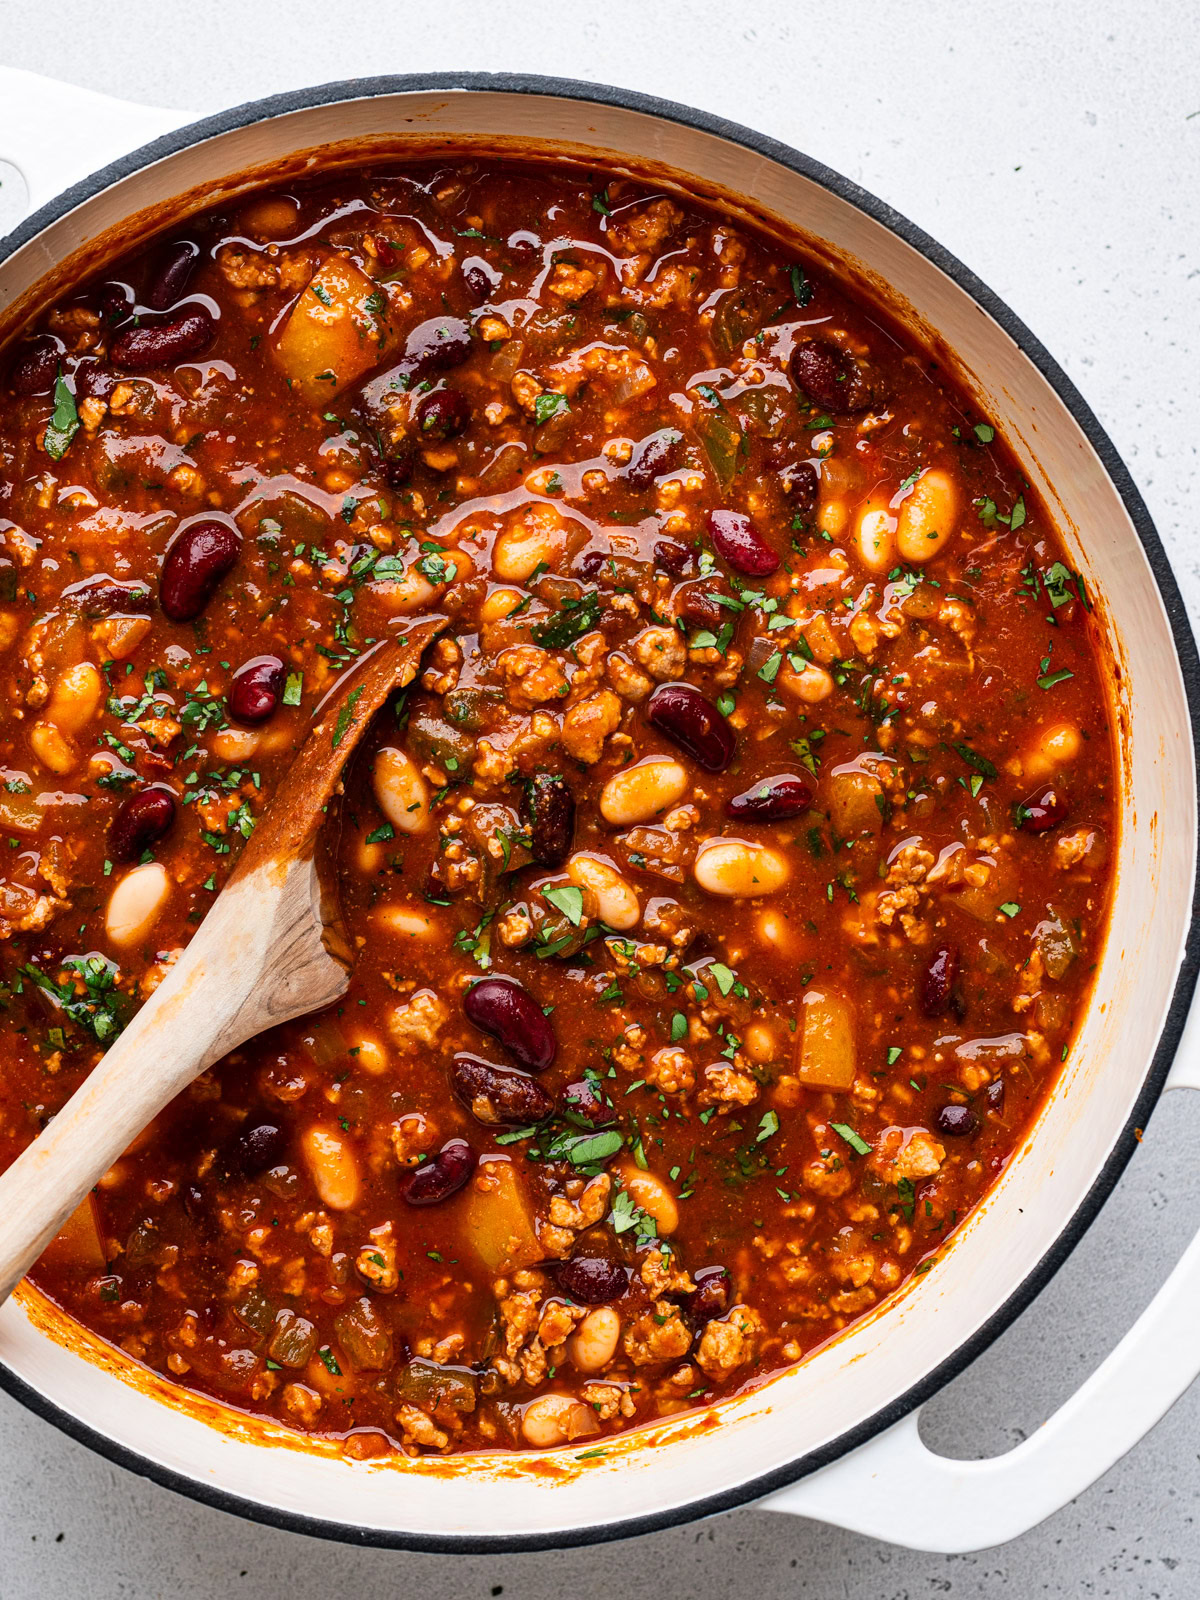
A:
[[0, 855, 345, 1302]]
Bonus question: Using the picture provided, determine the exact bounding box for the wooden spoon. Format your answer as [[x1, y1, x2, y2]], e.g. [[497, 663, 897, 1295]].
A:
[[0, 615, 443, 1304]]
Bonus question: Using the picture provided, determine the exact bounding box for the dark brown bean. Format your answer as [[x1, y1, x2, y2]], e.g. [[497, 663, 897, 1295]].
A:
[[461, 256, 500, 303], [229, 656, 286, 724], [789, 338, 875, 414], [648, 682, 736, 773], [768, 448, 819, 517], [688, 1265, 731, 1322], [72, 357, 118, 403], [110, 305, 217, 371], [625, 428, 682, 491], [233, 1122, 286, 1176], [451, 1053, 554, 1127], [403, 1138, 475, 1206], [109, 785, 177, 861], [726, 773, 814, 822], [61, 575, 151, 616], [653, 538, 691, 576], [414, 387, 469, 441], [674, 577, 731, 629], [523, 772, 575, 867], [1017, 786, 1069, 834], [463, 975, 557, 1073], [7, 334, 63, 396], [706, 509, 779, 577], [555, 1253, 628, 1305], [160, 518, 240, 622], [934, 1102, 978, 1138], [985, 1078, 1006, 1115], [920, 945, 959, 1018], [380, 436, 416, 488], [574, 549, 606, 581], [146, 241, 200, 311], [398, 315, 472, 384], [97, 282, 133, 321], [560, 1077, 617, 1128]]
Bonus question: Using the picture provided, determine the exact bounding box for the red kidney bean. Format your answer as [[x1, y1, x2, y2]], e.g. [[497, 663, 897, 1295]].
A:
[[403, 1138, 475, 1206], [232, 1122, 286, 1176], [648, 682, 736, 773], [399, 315, 472, 383], [228, 655, 286, 724], [707, 509, 779, 576], [451, 1053, 554, 1127], [522, 772, 575, 867], [921, 944, 959, 1018], [463, 976, 557, 1073], [560, 1077, 617, 1128], [935, 1102, 978, 1138], [7, 334, 63, 396], [574, 549, 606, 581], [72, 357, 118, 403], [789, 338, 874, 414], [160, 518, 240, 621], [555, 1253, 629, 1305], [726, 773, 814, 822], [415, 387, 469, 441], [461, 257, 500, 303], [109, 785, 177, 861], [625, 428, 682, 491], [1018, 785, 1069, 833], [985, 1078, 1006, 1115], [688, 1264, 731, 1322], [653, 538, 691, 576], [146, 241, 200, 311], [62, 575, 151, 616], [110, 305, 217, 371]]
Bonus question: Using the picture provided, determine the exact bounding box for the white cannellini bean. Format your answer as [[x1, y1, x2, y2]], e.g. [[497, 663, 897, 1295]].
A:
[[492, 513, 566, 582], [374, 903, 439, 940], [521, 1393, 601, 1448], [211, 726, 262, 763], [46, 660, 103, 734], [567, 853, 640, 930], [895, 468, 959, 563], [693, 838, 790, 898], [599, 758, 689, 826], [567, 1306, 621, 1373], [105, 861, 171, 948], [373, 746, 430, 833], [1024, 721, 1082, 781], [618, 1165, 679, 1235], [855, 497, 896, 571], [301, 1125, 361, 1211]]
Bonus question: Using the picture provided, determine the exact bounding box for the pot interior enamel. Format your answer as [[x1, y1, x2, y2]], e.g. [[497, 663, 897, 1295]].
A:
[[0, 82, 1194, 1548]]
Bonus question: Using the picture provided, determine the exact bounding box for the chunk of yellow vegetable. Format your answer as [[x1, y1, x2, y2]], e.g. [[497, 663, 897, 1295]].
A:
[[797, 988, 856, 1090], [464, 1159, 541, 1273], [274, 255, 397, 403]]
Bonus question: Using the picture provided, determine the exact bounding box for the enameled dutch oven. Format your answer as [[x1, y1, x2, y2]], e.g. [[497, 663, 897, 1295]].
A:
[[0, 68, 1198, 1556]]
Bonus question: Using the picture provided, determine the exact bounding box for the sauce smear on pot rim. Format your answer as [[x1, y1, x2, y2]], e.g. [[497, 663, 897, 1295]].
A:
[[0, 158, 1115, 1458]]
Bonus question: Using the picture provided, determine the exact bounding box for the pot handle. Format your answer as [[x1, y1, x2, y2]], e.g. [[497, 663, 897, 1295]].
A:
[[0, 67, 186, 229], [762, 1016, 1200, 1553]]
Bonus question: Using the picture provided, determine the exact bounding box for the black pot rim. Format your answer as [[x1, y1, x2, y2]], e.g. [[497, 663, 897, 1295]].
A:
[[2, 69, 1198, 1556]]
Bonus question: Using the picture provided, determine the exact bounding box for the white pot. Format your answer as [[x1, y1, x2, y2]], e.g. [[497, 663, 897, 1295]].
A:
[[0, 69, 1197, 1556]]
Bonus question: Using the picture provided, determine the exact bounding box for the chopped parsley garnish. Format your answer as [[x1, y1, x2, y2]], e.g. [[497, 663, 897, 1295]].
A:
[[43, 371, 80, 461], [830, 1122, 872, 1156], [533, 391, 570, 427], [531, 589, 600, 649]]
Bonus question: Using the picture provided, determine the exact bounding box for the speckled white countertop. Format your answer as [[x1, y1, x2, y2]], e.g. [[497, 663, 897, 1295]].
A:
[[1, 1, 1198, 1593]]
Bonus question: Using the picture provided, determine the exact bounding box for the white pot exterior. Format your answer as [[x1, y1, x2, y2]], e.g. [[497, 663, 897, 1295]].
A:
[[0, 77, 1195, 1550]]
